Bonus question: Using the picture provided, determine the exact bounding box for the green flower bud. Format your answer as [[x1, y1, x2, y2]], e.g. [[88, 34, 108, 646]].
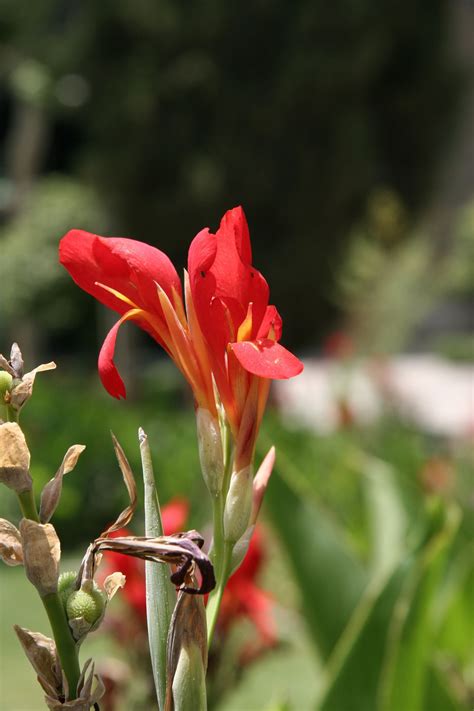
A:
[[66, 587, 106, 626], [223, 465, 253, 544], [196, 408, 224, 496]]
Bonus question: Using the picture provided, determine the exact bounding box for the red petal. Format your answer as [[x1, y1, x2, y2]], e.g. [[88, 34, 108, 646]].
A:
[[161, 497, 189, 535], [59, 230, 181, 315], [98, 320, 127, 399], [257, 305, 283, 341], [188, 207, 269, 344], [231, 339, 304, 379]]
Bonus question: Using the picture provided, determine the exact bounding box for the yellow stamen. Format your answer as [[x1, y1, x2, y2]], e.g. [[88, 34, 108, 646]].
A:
[[95, 282, 138, 309], [237, 302, 253, 342]]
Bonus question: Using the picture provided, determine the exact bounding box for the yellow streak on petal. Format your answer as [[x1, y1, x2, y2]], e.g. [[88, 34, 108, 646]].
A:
[[171, 283, 188, 329], [156, 283, 207, 407], [237, 302, 253, 342], [94, 282, 138, 309]]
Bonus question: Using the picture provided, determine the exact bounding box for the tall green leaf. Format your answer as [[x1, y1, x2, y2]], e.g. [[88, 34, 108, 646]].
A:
[[317, 504, 461, 711], [140, 428, 176, 711], [265, 467, 367, 658]]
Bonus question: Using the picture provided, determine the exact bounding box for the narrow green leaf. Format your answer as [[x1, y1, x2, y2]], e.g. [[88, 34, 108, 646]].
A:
[[362, 455, 407, 580], [140, 427, 176, 711], [265, 467, 367, 659], [379, 506, 461, 711], [317, 503, 460, 711]]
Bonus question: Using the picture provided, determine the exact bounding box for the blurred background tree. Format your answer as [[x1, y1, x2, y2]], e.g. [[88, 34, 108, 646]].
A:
[[0, 0, 467, 351]]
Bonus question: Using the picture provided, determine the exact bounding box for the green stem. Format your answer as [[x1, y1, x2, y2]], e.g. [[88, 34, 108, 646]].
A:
[[16, 490, 81, 699], [17, 489, 40, 522], [42, 594, 81, 698], [210, 494, 224, 578], [206, 541, 233, 646], [205, 421, 234, 646]]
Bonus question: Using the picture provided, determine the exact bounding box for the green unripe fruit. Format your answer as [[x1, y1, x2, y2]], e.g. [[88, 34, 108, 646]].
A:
[[66, 588, 106, 626], [58, 571, 78, 609], [0, 371, 13, 400]]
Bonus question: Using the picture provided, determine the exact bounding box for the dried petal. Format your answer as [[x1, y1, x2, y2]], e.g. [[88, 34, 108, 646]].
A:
[[0, 422, 32, 493], [0, 518, 23, 566], [103, 572, 126, 601], [79, 531, 215, 595], [14, 626, 61, 693], [100, 434, 137, 536], [40, 445, 86, 523], [0, 353, 16, 377], [20, 519, 60, 596], [9, 362, 56, 412], [10, 343, 24, 377]]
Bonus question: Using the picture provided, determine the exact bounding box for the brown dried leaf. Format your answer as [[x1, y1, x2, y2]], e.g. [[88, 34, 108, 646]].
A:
[[40, 445, 86, 524], [0, 422, 32, 493], [44, 658, 105, 710], [68, 617, 92, 644], [9, 362, 56, 411], [103, 572, 126, 601], [14, 626, 61, 693], [100, 433, 137, 536], [10, 343, 24, 377], [0, 353, 16, 376], [93, 531, 215, 595], [0, 518, 23, 566], [20, 519, 60, 596]]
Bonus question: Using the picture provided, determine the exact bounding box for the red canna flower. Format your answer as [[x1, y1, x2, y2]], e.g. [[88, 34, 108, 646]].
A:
[[59, 232, 216, 412], [188, 207, 303, 466], [59, 207, 303, 466]]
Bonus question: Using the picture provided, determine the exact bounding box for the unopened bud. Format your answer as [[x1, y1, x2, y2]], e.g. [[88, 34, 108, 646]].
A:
[[172, 641, 207, 710], [230, 524, 254, 574], [0, 422, 33, 493], [166, 591, 208, 710], [20, 519, 60, 596], [196, 408, 224, 496], [223, 465, 253, 544]]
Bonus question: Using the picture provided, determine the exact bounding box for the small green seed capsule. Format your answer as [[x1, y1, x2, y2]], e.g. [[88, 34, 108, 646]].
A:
[[58, 571, 78, 608], [0, 371, 13, 401], [66, 588, 106, 625]]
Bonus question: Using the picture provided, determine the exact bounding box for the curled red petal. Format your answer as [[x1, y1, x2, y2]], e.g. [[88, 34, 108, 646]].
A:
[[98, 320, 127, 399], [257, 305, 283, 341], [231, 339, 304, 379], [59, 230, 182, 315]]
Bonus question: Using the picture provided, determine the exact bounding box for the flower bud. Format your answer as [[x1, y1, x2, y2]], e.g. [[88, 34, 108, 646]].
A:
[[223, 465, 253, 544], [196, 408, 224, 496], [0, 422, 33, 493], [230, 524, 254, 574]]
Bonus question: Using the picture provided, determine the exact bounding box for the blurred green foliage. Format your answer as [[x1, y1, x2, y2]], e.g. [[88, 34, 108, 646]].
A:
[[1, 368, 472, 709], [337, 194, 474, 356], [0, 0, 465, 346]]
